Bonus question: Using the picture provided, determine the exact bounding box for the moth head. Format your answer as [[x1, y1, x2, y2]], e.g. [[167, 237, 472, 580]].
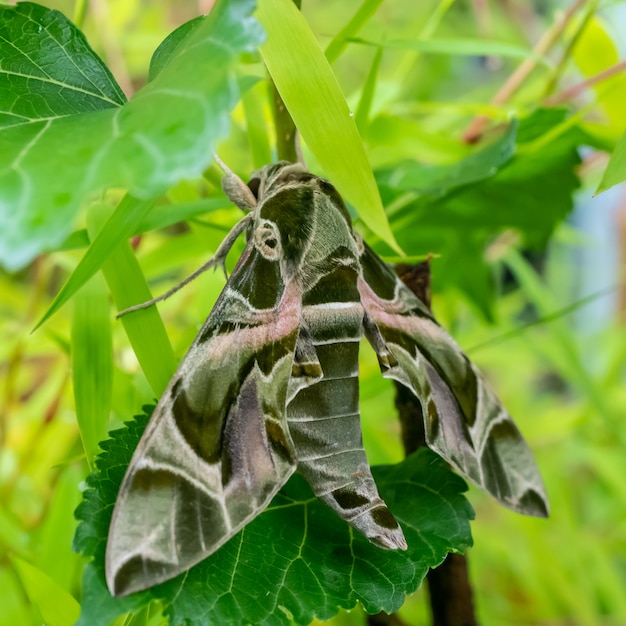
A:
[[248, 161, 312, 201]]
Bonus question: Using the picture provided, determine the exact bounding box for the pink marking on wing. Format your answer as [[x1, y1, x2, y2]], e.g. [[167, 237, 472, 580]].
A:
[[358, 277, 442, 342], [205, 280, 302, 358]]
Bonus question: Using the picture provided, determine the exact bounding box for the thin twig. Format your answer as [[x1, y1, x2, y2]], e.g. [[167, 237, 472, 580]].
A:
[[546, 60, 626, 105], [463, 0, 588, 144]]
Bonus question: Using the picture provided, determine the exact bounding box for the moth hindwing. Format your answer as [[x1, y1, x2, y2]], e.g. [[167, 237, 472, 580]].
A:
[[106, 161, 548, 597]]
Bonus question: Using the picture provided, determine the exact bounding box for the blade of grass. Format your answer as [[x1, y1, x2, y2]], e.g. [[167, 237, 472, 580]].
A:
[[87, 203, 176, 397], [10, 555, 80, 626], [256, 0, 401, 254], [355, 46, 383, 132], [324, 0, 385, 64], [350, 37, 545, 64], [503, 248, 616, 421], [34, 194, 155, 331], [71, 269, 112, 468]]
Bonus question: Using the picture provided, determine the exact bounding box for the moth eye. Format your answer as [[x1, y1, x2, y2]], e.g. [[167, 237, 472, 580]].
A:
[[254, 220, 282, 260]]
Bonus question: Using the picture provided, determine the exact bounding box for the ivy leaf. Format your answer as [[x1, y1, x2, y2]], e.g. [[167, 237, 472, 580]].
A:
[[74, 409, 473, 626], [0, 0, 263, 271]]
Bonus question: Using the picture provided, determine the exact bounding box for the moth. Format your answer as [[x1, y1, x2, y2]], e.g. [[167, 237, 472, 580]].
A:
[[106, 161, 548, 597]]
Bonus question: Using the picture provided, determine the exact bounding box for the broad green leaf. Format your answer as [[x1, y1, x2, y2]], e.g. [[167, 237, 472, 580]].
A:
[[350, 37, 545, 63], [597, 130, 626, 194], [376, 109, 584, 318], [10, 555, 81, 626], [0, 0, 263, 271], [72, 270, 113, 468], [148, 16, 205, 82], [0, 2, 126, 126], [256, 0, 401, 255], [74, 410, 473, 626], [376, 120, 518, 200]]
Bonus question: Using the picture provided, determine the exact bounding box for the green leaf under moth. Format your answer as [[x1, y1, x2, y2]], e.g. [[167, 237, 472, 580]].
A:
[[0, 0, 263, 271], [74, 409, 473, 626]]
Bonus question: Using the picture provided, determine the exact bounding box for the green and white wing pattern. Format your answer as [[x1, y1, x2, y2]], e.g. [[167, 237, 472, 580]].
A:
[[106, 241, 301, 597], [106, 162, 548, 598], [358, 243, 549, 518]]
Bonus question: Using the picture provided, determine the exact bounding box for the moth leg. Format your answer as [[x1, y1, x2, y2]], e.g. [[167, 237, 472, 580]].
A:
[[117, 213, 252, 317]]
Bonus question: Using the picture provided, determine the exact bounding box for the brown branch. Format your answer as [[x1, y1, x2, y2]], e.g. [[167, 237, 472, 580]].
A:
[[546, 59, 626, 105], [390, 260, 478, 626], [463, 0, 588, 144]]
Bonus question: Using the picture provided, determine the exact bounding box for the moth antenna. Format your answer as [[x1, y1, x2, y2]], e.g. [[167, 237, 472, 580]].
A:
[[116, 213, 252, 318], [214, 154, 258, 212]]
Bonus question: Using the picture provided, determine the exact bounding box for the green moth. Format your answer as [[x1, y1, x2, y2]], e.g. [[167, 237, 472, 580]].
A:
[[106, 162, 548, 597]]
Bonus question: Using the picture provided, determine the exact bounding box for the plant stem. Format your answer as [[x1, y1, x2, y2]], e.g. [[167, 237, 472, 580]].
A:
[[270, 82, 298, 163], [546, 60, 626, 105], [463, 0, 588, 143], [392, 261, 478, 626], [542, 0, 599, 99]]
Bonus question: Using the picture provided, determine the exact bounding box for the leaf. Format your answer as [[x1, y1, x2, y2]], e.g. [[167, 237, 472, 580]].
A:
[[0, 0, 263, 271], [87, 202, 177, 397], [256, 0, 401, 255], [376, 109, 584, 318], [0, 2, 126, 126], [10, 555, 81, 626], [34, 194, 155, 329], [324, 0, 385, 64], [74, 409, 473, 626], [597, 130, 626, 194], [148, 16, 206, 82], [71, 270, 113, 468]]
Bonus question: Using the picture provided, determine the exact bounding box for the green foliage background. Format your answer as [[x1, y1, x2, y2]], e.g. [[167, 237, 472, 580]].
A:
[[1, 0, 625, 625]]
